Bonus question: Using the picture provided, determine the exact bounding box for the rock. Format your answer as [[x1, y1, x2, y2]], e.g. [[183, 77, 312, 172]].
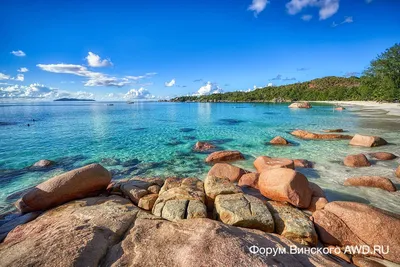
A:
[[193, 141, 216, 152], [0, 212, 41, 242], [335, 106, 345, 111], [238, 172, 259, 189], [396, 166, 400, 178], [369, 152, 397, 161], [266, 201, 318, 246], [121, 183, 148, 205], [323, 129, 344, 133], [289, 102, 312, 108], [31, 159, 55, 168], [326, 246, 351, 263], [314, 201, 400, 264], [152, 177, 207, 221], [147, 184, 161, 194], [254, 156, 294, 173], [258, 168, 312, 208], [294, 159, 314, 168], [349, 134, 388, 147], [308, 182, 326, 198], [270, 136, 290, 145], [352, 255, 391, 267], [16, 164, 111, 213], [0, 196, 140, 267], [291, 129, 353, 140], [205, 150, 244, 164], [208, 163, 246, 182], [344, 154, 371, 167], [344, 176, 396, 192], [204, 175, 242, 210], [214, 193, 274, 232], [103, 218, 351, 267], [307, 196, 328, 212], [138, 194, 158, 210], [118, 177, 164, 204]]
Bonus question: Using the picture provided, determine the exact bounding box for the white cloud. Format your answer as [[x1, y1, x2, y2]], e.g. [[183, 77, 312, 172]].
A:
[[267, 83, 273, 87], [86, 52, 112, 67], [286, 0, 339, 20], [248, 0, 269, 16], [194, 82, 224, 96], [0, 83, 95, 99], [332, 16, 353, 27], [18, 67, 29, 73], [14, 74, 24, 82], [301, 14, 313, 21], [164, 79, 176, 87], [37, 63, 129, 87], [0, 73, 11, 80], [124, 88, 154, 99], [10, 50, 26, 57]]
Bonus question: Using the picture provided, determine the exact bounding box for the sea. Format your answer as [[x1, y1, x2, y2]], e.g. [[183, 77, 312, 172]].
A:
[[0, 101, 399, 217]]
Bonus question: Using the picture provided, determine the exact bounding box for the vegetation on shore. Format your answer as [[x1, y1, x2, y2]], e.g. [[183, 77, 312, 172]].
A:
[[171, 44, 400, 103]]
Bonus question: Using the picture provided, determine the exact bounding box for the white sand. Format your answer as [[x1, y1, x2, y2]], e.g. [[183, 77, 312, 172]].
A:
[[314, 101, 400, 116]]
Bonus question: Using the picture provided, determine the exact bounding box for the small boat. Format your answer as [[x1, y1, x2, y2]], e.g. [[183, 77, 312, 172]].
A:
[[107, 103, 114, 106], [127, 101, 134, 104]]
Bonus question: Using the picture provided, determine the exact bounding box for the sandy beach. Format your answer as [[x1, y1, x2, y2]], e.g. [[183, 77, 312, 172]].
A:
[[315, 101, 400, 116]]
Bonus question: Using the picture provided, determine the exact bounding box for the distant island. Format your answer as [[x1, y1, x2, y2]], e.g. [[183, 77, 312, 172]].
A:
[[54, 98, 95, 102]]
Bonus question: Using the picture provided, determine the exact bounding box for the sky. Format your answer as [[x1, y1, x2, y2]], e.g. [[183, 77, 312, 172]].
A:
[[0, 0, 399, 100]]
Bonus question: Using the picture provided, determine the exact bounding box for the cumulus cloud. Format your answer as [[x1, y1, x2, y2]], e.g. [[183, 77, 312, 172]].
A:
[[164, 79, 176, 87], [18, 67, 29, 73], [301, 14, 313, 21], [11, 50, 26, 57], [86, 52, 112, 67], [0, 72, 24, 82], [248, 0, 269, 16], [37, 63, 129, 87], [286, 0, 339, 20], [267, 83, 273, 87], [194, 82, 223, 96], [0, 73, 11, 80], [124, 88, 154, 99], [332, 16, 353, 27], [14, 74, 24, 82]]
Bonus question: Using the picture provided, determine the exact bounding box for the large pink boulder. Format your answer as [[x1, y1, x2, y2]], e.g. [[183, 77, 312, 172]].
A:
[[344, 176, 396, 192], [269, 136, 290, 145], [208, 163, 246, 182], [343, 154, 371, 167], [205, 150, 244, 164], [16, 164, 111, 213], [288, 102, 311, 108], [313, 201, 400, 264], [254, 156, 294, 173], [238, 172, 259, 189], [349, 134, 388, 147], [258, 168, 312, 208], [291, 130, 353, 140]]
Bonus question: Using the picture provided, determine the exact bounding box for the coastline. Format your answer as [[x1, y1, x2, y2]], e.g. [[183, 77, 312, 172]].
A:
[[314, 101, 400, 116]]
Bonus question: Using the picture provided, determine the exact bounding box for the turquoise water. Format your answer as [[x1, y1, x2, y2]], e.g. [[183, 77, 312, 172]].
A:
[[0, 102, 399, 215]]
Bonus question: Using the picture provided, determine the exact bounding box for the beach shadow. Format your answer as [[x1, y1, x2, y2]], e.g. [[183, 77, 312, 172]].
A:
[[297, 168, 320, 179], [217, 119, 245, 125]]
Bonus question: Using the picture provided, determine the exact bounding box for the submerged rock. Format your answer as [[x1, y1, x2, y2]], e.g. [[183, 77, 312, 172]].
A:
[[254, 156, 294, 173], [349, 134, 388, 147], [193, 141, 216, 152], [205, 150, 244, 164], [323, 129, 344, 133], [16, 164, 111, 213], [291, 129, 353, 140], [1, 196, 140, 267], [31, 159, 55, 168], [288, 102, 312, 109], [266, 201, 318, 246], [344, 154, 371, 167], [214, 193, 274, 232], [258, 168, 312, 208], [270, 136, 290, 145], [293, 159, 314, 168], [208, 163, 246, 183], [343, 176, 396, 192], [238, 172, 259, 189], [313, 201, 400, 264], [369, 152, 397, 161], [103, 218, 350, 267], [100, 157, 121, 166], [179, 128, 195, 133]]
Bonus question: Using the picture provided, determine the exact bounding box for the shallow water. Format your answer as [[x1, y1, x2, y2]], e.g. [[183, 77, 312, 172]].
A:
[[0, 101, 399, 215]]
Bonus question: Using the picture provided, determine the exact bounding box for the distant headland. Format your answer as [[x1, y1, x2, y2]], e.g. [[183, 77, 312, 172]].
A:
[[54, 98, 95, 102]]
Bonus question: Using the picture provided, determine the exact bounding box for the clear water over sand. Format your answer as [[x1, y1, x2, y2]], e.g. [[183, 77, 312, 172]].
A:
[[0, 102, 399, 215]]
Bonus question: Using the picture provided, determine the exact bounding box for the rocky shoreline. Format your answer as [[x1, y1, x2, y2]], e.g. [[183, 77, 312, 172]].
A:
[[0, 128, 399, 266], [1, 103, 399, 266]]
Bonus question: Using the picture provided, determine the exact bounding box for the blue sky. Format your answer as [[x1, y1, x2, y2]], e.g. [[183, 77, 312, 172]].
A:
[[0, 0, 399, 100]]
